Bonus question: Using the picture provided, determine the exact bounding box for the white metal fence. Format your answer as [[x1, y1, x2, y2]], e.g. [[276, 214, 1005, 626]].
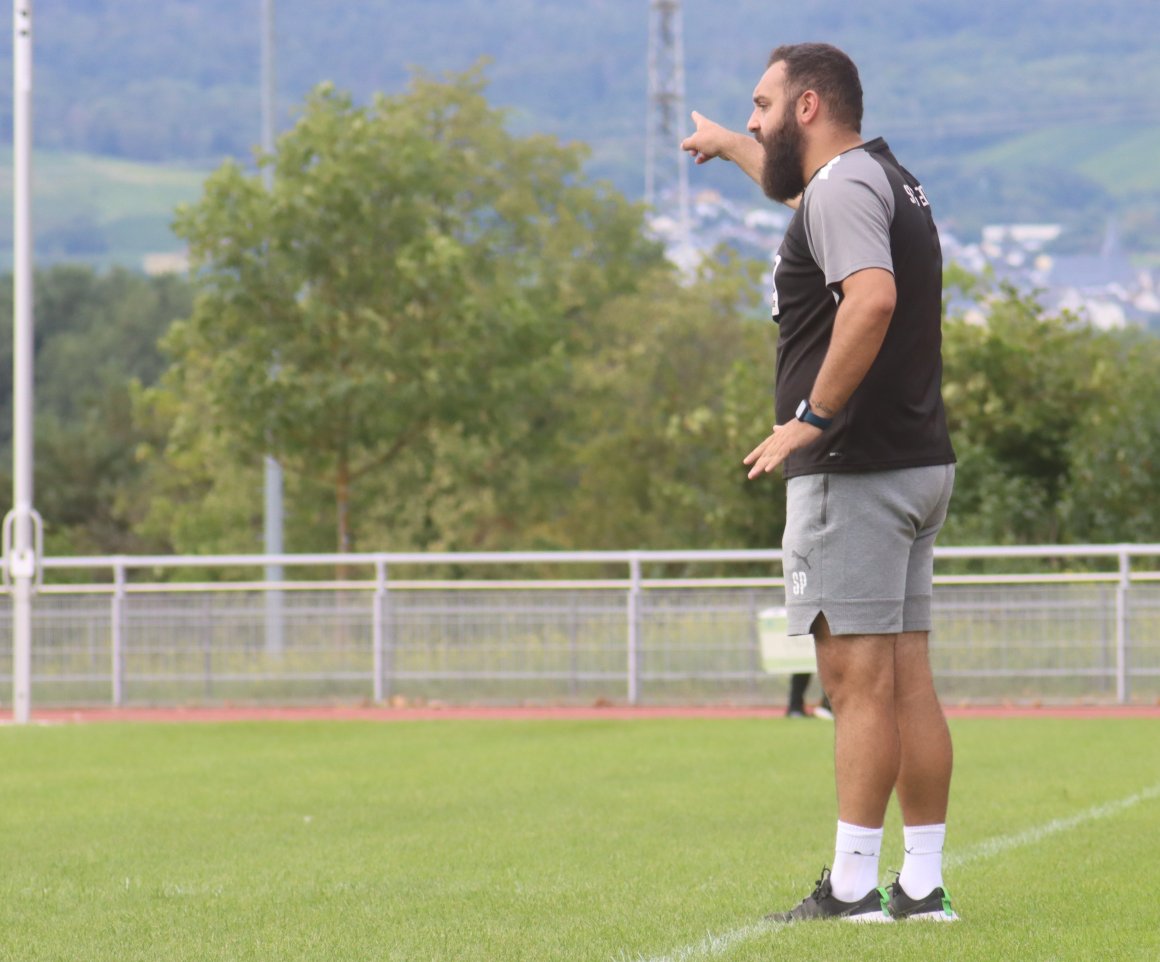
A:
[[2, 545, 1158, 708]]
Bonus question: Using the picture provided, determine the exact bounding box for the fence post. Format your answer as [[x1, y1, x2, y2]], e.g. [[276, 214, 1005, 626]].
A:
[[111, 561, 126, 706], [1115, 548, 1130, 704], [372, 559, 387, 703], [627, 554, 642, 705], [264, 580, 285, 659], [201, 595, 214, 700]]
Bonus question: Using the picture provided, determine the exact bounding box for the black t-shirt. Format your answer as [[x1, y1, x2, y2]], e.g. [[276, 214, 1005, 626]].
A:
[[771, 137, 956, 477]]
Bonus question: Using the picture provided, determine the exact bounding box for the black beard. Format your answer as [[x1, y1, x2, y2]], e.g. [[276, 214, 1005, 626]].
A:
[[760, 116, 806, 203]]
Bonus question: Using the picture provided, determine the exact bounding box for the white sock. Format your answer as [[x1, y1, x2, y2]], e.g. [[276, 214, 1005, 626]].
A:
[[830, 821, 883, 902], [899, 823, 946, 899]]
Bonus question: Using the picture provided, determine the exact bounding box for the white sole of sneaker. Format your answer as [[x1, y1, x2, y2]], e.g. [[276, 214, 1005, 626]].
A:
[[901, 910, 959, 922], [844, 913, 894, 924]]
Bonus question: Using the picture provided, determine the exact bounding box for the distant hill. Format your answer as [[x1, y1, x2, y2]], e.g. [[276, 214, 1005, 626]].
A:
[[0, 151, 203, 270], [2, 0, 1159, 264]]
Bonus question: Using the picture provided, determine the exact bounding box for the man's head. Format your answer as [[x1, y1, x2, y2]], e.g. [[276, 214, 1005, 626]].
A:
[[747, 43, 863, 202]]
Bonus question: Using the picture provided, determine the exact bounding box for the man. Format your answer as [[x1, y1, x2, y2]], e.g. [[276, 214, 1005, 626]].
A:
[[682, 43, 958, 923], [786, 672, 832, 719]]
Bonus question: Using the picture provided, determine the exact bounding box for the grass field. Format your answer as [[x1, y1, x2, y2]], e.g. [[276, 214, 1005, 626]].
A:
[[1, 717, 1158, 961]]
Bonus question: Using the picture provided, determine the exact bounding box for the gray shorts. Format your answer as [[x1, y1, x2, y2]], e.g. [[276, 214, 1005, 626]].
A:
[[781, 463, 955, 636]]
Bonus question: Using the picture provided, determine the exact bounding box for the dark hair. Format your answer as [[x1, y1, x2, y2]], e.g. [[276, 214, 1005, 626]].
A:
[[768, 43, 863, 133]]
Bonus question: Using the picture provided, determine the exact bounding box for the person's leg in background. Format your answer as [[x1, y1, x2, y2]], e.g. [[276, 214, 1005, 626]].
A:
[[786, 672, 811, 717]]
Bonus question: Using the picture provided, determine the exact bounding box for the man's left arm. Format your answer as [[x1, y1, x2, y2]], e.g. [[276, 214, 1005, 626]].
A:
[[743, 267, 896, 478]]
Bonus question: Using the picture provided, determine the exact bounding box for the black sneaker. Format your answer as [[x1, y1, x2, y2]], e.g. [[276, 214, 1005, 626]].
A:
[[885, 879, 959, 921], [766, 867, 892, 923]]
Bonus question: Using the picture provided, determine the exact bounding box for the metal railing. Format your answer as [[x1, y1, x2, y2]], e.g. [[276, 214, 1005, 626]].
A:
[[1, 545, 1157, 708]]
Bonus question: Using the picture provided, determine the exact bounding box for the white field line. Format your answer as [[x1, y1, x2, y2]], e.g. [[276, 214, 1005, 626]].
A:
[[613, 924, 768, 962], [945, 782, 1160, 870], [620, 781, 1160, 962]]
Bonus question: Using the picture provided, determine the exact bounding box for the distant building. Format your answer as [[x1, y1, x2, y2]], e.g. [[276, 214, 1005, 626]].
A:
[[981, 223, 1062, 246], [945, 218, 1158, 332], [1045, 220, 1138, 292], [658, 198, 1159, 332], [143, 251, 190, 276]]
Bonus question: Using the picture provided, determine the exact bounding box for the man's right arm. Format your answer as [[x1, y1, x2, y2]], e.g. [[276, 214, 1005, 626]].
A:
[[681, 111, 764, 182], [681, 112, 799, 209]]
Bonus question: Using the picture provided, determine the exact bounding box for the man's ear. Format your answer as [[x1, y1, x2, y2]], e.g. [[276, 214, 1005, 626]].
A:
[[798, 90, 821, 125]]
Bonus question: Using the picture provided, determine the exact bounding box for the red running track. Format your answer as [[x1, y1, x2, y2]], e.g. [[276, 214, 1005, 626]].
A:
[[9, 703, 1160, 724]]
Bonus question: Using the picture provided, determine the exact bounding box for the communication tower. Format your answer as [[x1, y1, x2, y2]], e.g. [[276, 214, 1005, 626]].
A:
[[645, 0, 691, 251]]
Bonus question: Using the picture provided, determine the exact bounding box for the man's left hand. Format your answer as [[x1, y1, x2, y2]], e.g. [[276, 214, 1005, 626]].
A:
[[743, 420, 823, 479]]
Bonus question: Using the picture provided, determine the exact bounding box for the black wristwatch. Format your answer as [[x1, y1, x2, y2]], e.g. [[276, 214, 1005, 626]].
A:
[[795, 399, 833, 430]]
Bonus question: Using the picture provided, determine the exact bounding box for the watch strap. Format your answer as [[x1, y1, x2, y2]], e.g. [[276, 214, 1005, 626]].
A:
[[795, 399, 833, 430]]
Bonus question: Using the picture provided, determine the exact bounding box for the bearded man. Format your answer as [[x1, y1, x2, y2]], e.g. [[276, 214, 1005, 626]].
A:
[[682, 43, 959, 923]]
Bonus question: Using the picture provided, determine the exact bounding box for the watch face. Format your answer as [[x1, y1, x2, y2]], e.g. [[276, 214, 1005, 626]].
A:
[[795, 400, 808, 419]]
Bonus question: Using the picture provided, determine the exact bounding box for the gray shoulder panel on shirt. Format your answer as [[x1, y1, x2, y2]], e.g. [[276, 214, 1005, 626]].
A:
[[802, 148, 896, 288]]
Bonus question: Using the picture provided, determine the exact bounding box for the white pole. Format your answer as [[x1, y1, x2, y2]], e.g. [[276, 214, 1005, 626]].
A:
[[261, 0, 285, 656], [372, 559, 385, 703], [1114, 549, 1130, 704], [8, 0, 35, 724], [111, 563, 126, 706], [627, 554, 641, 705]]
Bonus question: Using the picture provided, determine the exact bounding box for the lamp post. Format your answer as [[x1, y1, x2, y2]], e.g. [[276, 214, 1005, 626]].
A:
[[6, 0, 38, 724], [261, 0, 285, 656]]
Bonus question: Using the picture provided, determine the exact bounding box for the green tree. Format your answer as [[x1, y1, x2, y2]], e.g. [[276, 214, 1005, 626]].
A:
[[0, 266, 191, 556], [1059, 328, 1160, 542], [941, 286, 1093, 543], [151, 68, 664, 554], [940, 281, 1160, 545], [549, 248, 785, 557]]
